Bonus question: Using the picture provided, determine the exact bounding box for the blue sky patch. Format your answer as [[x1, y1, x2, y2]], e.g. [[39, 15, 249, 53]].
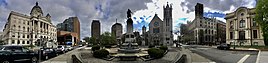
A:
[[203, 11, 225, 18], [0, 0, 8, 6]]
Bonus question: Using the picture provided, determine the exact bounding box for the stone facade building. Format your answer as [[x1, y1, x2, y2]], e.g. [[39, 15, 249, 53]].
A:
[[91, 20, 101, 39], [111, 21, 123, 44], [2, 2, 57, 46], [182, 3, 225, 45], [147, 3, 174, 46], [163, 3, 174, 46], [149, 14, 163, 46], [225, 7, 265, 46], [216, 21, 226, 44]]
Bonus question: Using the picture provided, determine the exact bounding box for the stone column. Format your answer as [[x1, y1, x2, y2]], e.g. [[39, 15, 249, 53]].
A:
[[38, 21, 40, 33]]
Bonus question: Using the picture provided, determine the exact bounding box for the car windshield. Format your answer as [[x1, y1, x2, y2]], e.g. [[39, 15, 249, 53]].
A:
[[0, 46, 3, 50]]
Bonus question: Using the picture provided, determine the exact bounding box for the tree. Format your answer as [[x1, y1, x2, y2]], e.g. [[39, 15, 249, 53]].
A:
[[100, 32, 116, 46], [255, 0, 268, 45], [89, 37, 98, 45], [83, 37, 90, 43]]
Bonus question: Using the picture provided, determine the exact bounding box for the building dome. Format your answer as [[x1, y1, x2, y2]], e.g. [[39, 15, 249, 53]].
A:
[[30, 2, 43, 17]]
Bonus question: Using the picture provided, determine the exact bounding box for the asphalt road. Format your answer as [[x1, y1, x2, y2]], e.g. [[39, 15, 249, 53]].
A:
[[185, 45, 258, 63]]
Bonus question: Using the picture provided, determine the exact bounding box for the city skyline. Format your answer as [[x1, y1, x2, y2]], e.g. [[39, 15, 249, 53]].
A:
[[0, 0, 256, 39]]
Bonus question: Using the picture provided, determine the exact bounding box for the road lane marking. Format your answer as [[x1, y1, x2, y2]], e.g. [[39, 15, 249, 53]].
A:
[[238, 54, 250, 63], [256, 50, 261, 63]]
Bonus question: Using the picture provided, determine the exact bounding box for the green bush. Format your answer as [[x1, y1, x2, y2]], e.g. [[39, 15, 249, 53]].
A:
[[93, 49, 109, 58], [92, 45, 100, 51], [159, 46, 168, 51], [148, 48, 164, 59], [148, 45, 155, 48]]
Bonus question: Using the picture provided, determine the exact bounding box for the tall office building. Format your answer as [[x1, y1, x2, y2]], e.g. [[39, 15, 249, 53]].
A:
[[56, 17, 80, 46], [91, 20, 101, 39], [111, 21, 123, 44]]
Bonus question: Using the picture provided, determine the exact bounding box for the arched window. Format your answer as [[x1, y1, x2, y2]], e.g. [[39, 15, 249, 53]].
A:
[[239, 20, 245, 28]]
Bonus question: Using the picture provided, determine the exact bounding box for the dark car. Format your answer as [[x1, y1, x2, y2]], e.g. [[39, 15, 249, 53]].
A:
[[40, 48, 57, 60], [217, 43, 230, 50], [0, 45, 38, 63]]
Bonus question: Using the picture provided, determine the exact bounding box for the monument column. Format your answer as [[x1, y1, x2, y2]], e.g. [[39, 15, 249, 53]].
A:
[[126, 9, 133, 33]]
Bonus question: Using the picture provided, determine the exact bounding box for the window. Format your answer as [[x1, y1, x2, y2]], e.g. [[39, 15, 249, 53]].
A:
[[22, 34, 25, 38], [253, 30, 258, 38], [154, 22, 159, 26], [230, 32, 233, 39], [253, 18, 257, 26], [131, 35, 134, 38], [18, 40, 20, 44], [23, 27, 25, 31], [12, 34, 15, 37], [12, 40, 15, 44], [126, 35, 129, 38], [166, 19, 169, 26], [241, 13, 244, 16], [27, 41, 30, 44], [153, 28, 160, 33], [239, 31, 245, 39], [18, 34, 20, 38], [230, 21, 233, 29], [27, 35, 29, 38], [240, 20, 245, 28], [22, 41, 25, 44]]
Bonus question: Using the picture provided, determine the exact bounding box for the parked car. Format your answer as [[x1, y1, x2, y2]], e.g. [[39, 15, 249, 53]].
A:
[[79, 45, 83, 47], [40, 48, 57, 60], [56, 45, 67, 54], [217, 43, 230, 50], [0, 45, 38, 63], [66, 46, 73, 51]]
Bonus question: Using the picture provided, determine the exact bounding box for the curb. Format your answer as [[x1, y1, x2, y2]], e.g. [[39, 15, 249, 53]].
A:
[[230, 49, 259, 51]]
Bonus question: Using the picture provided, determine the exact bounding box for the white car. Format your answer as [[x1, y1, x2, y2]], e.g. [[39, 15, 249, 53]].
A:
[[56, 45, 68, 54], [66, 46, 73, 51]]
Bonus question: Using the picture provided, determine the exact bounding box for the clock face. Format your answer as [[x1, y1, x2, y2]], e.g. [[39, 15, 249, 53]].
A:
[[154, 22, 159, 26]]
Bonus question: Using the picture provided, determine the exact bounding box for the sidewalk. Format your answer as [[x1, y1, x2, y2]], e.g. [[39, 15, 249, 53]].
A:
[[258, 51, 268, 63], [230, 47, 259, 51], [181, 47, 214, 63]]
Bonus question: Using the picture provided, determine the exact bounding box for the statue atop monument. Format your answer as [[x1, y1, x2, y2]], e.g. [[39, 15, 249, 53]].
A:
[[127, 9, 132, 18]]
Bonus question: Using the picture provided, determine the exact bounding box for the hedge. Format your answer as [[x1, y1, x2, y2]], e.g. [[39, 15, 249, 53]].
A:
[[93, 49, 109, 58], [159, 46, 168, 51], [148, 48, 164, 59], [92, 45, 100, 51]]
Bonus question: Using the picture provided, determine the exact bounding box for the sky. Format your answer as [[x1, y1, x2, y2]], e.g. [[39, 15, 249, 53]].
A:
[[0, 0, 256, 40]]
